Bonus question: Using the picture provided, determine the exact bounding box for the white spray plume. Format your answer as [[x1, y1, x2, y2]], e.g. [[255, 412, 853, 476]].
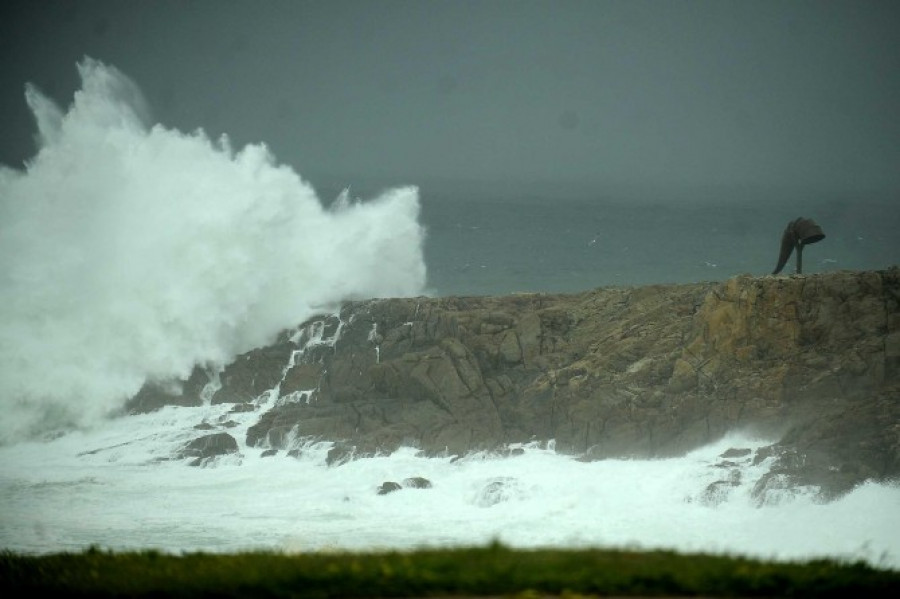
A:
[[0, 57, 427, 444]]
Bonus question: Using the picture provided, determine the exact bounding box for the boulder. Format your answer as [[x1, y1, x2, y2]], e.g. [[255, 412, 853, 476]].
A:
[[377, 481, 402, 495], [402, 476, 433, 489], [474, 477, 524, 507], [177, 432, 239, 467]]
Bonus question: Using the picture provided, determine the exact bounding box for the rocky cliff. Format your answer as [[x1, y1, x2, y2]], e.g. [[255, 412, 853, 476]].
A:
[[129, 268, 900, 500]]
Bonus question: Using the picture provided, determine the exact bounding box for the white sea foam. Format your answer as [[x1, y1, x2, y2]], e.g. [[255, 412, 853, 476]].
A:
[[0, 58, 427, 444], [0, 402, 898, 571]]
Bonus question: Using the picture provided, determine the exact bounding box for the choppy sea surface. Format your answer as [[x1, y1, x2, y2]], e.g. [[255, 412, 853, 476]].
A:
[[2, 58, 898, 567]]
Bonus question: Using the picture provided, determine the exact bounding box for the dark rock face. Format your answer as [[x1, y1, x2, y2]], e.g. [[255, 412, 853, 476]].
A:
[[125, 366, 212, 414], [211, 343, 295, 405], [751, 395, 900, 501], [326, 443, 361, 466], [176, 432, 239, 467], [132, 269, 900, 500]]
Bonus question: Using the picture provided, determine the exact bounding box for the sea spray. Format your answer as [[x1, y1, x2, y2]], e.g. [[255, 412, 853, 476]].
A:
[[1, 401, 898, 569], [0, 58, 427, 444], [1, 304, 897, 566]]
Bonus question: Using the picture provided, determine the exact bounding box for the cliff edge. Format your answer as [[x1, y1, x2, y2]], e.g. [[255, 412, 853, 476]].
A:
[[130, 268, 900, 500]]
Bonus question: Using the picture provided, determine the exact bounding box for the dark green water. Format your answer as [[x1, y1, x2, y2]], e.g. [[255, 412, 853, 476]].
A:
[[419, 191, 899, 296]]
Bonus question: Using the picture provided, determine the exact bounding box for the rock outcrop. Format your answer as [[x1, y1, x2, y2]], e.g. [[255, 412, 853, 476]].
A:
[[130, 268, 900, 499], [176, 432, 240, 467]]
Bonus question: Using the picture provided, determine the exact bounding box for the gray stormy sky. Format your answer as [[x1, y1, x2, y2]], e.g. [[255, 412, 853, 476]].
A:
[[2, 0, 899, 199]]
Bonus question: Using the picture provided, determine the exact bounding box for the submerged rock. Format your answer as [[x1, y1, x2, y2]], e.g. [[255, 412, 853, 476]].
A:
[[376, 477, 432, 495], [377, 481, 402, 495], [474, 477, 524, 507], [402, 476, 433, 489], [720, 448, 752, 459]]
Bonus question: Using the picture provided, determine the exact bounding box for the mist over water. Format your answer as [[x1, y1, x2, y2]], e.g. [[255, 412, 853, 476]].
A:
[[0, 58, 426, 444]]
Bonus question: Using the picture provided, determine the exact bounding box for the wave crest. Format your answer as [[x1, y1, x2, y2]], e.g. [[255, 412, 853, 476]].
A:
[[0, 58, 427, 444]]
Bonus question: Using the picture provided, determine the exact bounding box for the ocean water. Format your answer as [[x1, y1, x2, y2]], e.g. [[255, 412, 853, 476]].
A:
[[1, 58, 899, 568], [418, 189, 900, 298]]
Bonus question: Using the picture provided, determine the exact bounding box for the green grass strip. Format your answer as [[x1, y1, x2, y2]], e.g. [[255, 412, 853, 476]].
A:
[[2, 542, 898, 598]]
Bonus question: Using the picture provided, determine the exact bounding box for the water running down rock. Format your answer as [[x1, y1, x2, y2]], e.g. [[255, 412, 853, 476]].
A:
[[130, 268, 900, 503]]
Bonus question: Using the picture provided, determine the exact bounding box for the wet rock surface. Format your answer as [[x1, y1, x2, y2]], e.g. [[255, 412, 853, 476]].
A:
[[176, 432, 239, 467], [133, 268, 900, 499]]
